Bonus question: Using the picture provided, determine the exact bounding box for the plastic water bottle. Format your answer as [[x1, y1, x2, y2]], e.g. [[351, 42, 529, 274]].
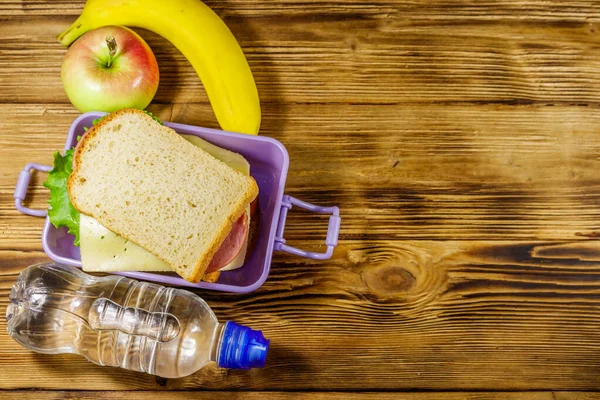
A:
[[6, 262, 269, 378]]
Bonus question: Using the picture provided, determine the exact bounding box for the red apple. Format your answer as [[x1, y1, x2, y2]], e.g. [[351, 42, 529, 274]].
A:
[[61, 26, 159, 113]]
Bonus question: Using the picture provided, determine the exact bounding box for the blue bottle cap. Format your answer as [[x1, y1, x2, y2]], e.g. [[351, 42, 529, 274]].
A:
[[218, 321, 269, 369]]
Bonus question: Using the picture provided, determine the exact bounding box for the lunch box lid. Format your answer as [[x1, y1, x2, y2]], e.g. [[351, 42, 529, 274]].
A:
[[15, 112, 341, 293]]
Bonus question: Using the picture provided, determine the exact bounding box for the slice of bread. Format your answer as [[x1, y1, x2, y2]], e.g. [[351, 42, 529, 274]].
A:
[[68, 109, 259, 283]]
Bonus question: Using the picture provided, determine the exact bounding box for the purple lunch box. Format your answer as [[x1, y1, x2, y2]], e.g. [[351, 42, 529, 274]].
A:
[[14, 112, 341, 293]]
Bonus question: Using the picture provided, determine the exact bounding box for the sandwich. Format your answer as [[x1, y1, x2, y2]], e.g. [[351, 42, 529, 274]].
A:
[[44, 109, 259, 283]]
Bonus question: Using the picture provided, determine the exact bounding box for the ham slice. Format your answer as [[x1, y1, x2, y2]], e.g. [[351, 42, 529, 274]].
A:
[[205, 211, 249, 272]]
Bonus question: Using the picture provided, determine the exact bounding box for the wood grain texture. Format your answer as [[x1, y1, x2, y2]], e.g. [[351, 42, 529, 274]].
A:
[[3, 103, 600, 243], [2, 0, 600, 395], [5, 0, 600, 17], [0, 391, 592, 400], [2, 240, 600, 390], [2, 7, 600, 104]]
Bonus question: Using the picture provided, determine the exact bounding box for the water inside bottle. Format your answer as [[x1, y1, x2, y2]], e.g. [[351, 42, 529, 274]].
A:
[[7, 263, 224, 378]]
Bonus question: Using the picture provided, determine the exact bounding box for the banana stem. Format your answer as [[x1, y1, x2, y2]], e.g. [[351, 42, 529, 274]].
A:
[[56, 18, 87, 47]]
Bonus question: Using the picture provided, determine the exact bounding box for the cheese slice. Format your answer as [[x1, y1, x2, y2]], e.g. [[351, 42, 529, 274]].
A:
[[182, 135, 249, 175], [80, 135, 251, 273], [80, 214, 171, 272]]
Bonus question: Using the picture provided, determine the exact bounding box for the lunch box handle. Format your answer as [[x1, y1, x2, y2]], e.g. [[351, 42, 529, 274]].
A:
[[14, 163, 52, 217], [274, 195, 341, 260]]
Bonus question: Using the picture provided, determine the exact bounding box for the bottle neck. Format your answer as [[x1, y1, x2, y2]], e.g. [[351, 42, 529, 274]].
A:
[[209, 322, 226, 364]]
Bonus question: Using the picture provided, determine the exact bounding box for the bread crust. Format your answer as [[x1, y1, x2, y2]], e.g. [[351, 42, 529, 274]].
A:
[[68, 109, 258, 283], [187, 180, 257, 282]]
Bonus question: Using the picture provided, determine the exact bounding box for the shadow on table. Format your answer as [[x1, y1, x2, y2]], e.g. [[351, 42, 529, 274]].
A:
[[30, 352, 158, 388], [264, 340, 312, 375]]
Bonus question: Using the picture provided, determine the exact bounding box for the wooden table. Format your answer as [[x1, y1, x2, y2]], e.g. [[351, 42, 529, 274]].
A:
[[2, 1, 600, 399]]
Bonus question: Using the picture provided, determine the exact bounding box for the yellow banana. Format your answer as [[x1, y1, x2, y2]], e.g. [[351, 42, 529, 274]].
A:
[[57, 0, 261, 135]]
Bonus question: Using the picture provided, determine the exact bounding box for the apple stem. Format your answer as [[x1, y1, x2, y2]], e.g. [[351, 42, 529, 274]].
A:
[[106, 36, 117, 68]]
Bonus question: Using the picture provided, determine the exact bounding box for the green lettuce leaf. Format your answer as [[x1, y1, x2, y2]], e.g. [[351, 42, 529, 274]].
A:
[[43, 149, 80, 245], [83, 115, 108, 132], [142, 110, 163, 125]]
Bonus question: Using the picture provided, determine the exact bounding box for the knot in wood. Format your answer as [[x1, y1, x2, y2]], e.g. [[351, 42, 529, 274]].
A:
[[362, 265, 416, 295]]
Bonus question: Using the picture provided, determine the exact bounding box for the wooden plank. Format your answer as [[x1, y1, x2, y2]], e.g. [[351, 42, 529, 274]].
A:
[[3, 103, 600, 242], [1, 11, 600, 104], [2, 240, 600, 390], [0, 391, 584, 400], [2, 0, 600, 19]]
